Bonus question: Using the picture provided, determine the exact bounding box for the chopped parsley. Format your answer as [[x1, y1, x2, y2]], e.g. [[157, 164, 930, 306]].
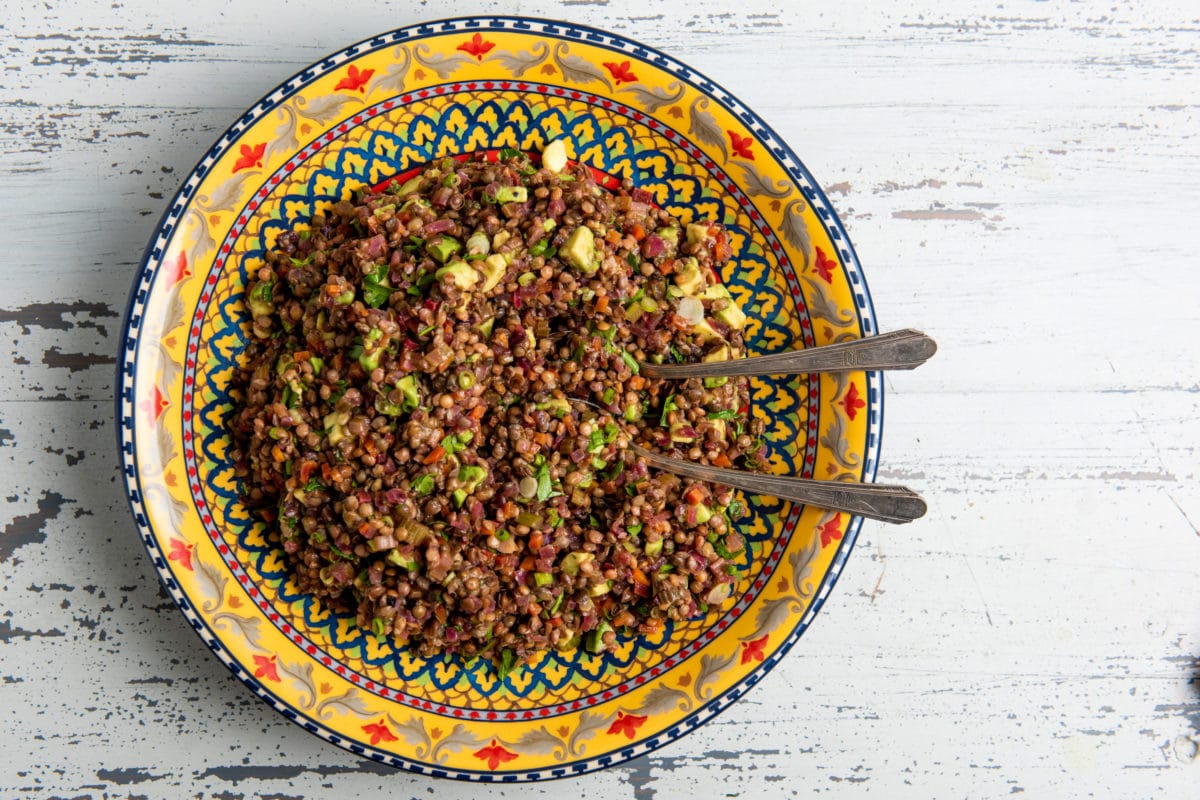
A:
[[362, 262, 393, 308], [659, 394, 678, 427]]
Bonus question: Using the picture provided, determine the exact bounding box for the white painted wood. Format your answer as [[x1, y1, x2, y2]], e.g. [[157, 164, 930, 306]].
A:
[[2, 1, 1197, 797]]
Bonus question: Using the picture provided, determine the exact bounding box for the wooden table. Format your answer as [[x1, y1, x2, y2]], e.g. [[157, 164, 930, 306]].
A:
[[3, 1, 1197, 796]]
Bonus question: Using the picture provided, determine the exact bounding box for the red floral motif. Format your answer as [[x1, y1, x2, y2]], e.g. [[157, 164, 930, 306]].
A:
[[603, 60, 638, 85], [814, 245, 837, 284], [457, 33, 495, 61], [607, 711, 648, 739], [741, 634, 769, 664], [232, 142, 266, 173], [334, 64, 374, 94], [362, 719, 399, 746], [819, 513, 843, 548], [474, 739, 518, 770], [840, 382, 866, 421], [253, 654, 281, 682], [140, 385, 168, 425], [728, 131, 755, 160], [169, 250, 191, 285], [167, 538, 193, 571]]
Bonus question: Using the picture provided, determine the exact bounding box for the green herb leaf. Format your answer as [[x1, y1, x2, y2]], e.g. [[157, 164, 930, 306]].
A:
[[495, 647, 518, 681], [498, 146, 523, 161], [659, 394, 678, 427], [626, 252, 639, 269], [535, 459, 553, 503], [710, 409, 739, 421], [626, 523, 643, 537], [620, 350, 640, 374]]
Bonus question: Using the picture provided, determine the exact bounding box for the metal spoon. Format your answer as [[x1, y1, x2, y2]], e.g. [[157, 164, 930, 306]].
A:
[[568, 398, 926, 524], [639, 328, 937, 380], [631, 444, 926, 524]]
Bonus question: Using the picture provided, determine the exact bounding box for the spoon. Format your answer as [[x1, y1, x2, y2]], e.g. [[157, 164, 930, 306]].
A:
[[630, 444, 926, 524], [568, 398, 926, 524], [639, 329, 936, 380]]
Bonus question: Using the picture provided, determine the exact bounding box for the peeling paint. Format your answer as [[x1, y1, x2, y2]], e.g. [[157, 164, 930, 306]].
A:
[[0, 300, 117, 336], [41, 347, 116, 372], [0, 490, 66, 563]]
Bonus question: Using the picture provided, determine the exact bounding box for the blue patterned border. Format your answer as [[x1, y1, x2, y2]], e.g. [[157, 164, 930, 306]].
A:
[[116, 15, 882, 781]]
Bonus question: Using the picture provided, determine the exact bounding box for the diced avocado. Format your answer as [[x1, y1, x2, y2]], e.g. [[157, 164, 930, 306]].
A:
[[517, 271, 536, 287], [435, 260, 479, 291], [710, 419, 727, 440], [393, 175, 423, 196], [673, 257, 705, 296], [396, 375, 419, 412], [457, 464, 488, 493], [359, 328, 386, 372], [692, 318, 722, 341], [693, 503, 714, 524], [426, 235, 462, 264], [533, 572, 554, 588], [585, 620, 613, 653], [701, 284, 732, 302], [715, 302, 746, 331], [495, 186, 528, 204], [644, 538, 664, 556], [477, 254, 507, 293], [669, 421, 696, 443], [247, 279, 274, 317], [660, 225, 680, 246], [477, 317, 496, 339], [561, 551, 594, 576], [536, 397, 572, 418], [543, 218, 556, 233], [324, 410, 350, 445], [386, 550, 419, 570], [589, 580, 613, 597], [563, 226, 597, 273], [686, 222, 712, 245], [542, 138, 569, 174], [624, 399, 642, 422], [335, 289, 355, 305], [451, 489, 467, 508], [378, 374, 420, 416], [703, 345, 732, 363], [492, 230, 511, 250]]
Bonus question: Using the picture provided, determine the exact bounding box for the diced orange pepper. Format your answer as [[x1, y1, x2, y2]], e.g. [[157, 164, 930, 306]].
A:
[[529, 532, 544, 552], [630, 567, 650, 587], [712, 453, 732, 469], [422, 445, 445, 465], [630, 223, 645, 241], [605, 229, 622, 245], [520, 555, 536, 571], [298, 460, 317, 483], [293, 350, 311, 362], [470, 405, 487, 421], [321, 463, 333, 481], [628, 375, 645, 391], [684, 486, 704, 505], [595, 295, 609, 314]]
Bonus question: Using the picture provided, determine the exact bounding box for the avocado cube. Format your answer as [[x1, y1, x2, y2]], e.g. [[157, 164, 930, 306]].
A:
[[426, 235, 462, 264], [673, 257, 705, 296], [564, 226, 597, 273], [435, 260, 479, 291], [702, 345, 732, 363], [542, 139, 569, 174], [479, 253, 507, 292], [686, 222, 712, 245]]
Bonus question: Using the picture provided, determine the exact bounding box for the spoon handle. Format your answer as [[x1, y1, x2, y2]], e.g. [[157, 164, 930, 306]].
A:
[[639, 329, 937, 380], [631, 444, 927, 524]]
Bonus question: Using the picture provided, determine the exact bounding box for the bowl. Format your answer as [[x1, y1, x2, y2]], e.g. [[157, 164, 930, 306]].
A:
[[117, 16, 882, 780]]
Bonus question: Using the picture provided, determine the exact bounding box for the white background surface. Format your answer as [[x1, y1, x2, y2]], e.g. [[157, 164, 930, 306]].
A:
[[2, 1, 1198, 797]]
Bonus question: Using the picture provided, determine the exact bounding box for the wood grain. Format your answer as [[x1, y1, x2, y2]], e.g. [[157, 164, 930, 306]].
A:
[[2, 1, 1198, 797]]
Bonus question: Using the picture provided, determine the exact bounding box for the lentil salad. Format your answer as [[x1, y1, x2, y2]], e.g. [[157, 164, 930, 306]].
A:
[[230, 140, 766, 675]]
